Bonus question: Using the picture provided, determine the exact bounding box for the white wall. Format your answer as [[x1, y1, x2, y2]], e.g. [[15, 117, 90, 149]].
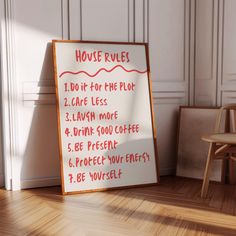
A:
[[194, 0, 218, 105], [14, 0, 63, 189], [0, 0, 236, 190], [147, 0, 189, 174]]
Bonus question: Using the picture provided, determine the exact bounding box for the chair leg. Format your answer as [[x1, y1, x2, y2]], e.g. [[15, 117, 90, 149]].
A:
[[229, 157, 236, 184], [221, 159, 227, 184], [201, 143, 216, 198]]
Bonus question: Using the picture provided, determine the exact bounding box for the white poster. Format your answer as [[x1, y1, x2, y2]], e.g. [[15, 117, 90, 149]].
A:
[[53, 41, 159, 194]]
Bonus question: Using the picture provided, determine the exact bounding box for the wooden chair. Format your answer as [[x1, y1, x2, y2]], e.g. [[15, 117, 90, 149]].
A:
[[201, 104, 236, 198]]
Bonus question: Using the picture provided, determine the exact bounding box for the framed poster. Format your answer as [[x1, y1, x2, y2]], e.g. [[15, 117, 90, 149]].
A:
[[53, 40, 159, 194], [176, 106, 222, 181]]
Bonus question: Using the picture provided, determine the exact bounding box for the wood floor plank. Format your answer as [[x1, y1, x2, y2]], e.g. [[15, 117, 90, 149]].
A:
[[0, 177, 236, 235]]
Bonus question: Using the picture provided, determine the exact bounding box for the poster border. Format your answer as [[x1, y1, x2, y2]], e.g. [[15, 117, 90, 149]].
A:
[[52, 40, 160, 195]]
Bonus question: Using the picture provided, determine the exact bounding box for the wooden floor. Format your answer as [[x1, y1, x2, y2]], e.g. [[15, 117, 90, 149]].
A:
[[1, 177, 236, 236]]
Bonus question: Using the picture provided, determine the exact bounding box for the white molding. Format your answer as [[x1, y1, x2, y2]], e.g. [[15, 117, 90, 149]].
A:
[[217, 0, 236, 105], [152, 81, 186, 92], [1, 1, 10, 190], [23, 81, 55, 94], [144, 0, 148, 43], [194, 0, 218, 107], [224, 75, 236, 82], [23, 94, 56, 104], [134, 0, 144, 42], [1, 0, 12, 190], [188, 0, 195, 105], [148, 0, 189, 85], [222, 92, 236, 105], [146, 0, 190, 106], [76, 0, 132, 42], [61, 0, 69, 39], [128, 0, 134, 42], [184, 0, 190, 85], [221, 81, 236, 91], [23, 81, 56, 104], [153, 98, 185, 105], [21, 177, 61, 190], [195, 0, 215, 81], [69, 0, 82, 40], [217, 0, 224, 106], [153, 92, 185, 99], [222, 92, 236, 99], [0, 1, 5, 189], [212, 0, 219, 107], [153, 96, 185, 103], [1, 0, 21, 190]]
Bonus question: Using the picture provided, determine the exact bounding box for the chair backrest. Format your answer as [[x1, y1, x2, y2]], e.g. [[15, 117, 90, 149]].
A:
[[214, 104, 236, 133]]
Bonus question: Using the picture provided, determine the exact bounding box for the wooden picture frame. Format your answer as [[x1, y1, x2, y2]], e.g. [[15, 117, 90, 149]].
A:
[[176, 106, 222, 181], [52, 40, 159, 194]]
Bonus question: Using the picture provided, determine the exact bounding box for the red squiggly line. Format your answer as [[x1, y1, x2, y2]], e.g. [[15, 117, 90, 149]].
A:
[[59, 64, 147, 78]]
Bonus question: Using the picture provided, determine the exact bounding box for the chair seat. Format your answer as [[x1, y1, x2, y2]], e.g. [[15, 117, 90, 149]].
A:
[[202, 133, 236, 144]]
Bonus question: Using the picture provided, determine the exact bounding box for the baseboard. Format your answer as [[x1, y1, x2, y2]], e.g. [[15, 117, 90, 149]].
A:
[[160, 167, 176, 176], [19, 168, 175, 190], [0, 173, 4, 187], [21, 176, 61, 189]]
